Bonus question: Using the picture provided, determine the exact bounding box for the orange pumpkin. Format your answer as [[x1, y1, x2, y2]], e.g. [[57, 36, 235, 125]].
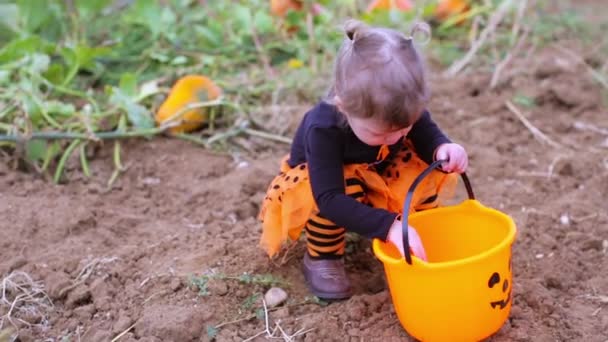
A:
[[155, 75, 222, 134], [366, 0, 413, 12], [434, 0, 469, 21], [270, 0, 303, 17]]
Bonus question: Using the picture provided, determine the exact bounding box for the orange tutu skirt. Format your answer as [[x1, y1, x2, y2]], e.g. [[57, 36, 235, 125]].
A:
[[258, 142, 457, 257]]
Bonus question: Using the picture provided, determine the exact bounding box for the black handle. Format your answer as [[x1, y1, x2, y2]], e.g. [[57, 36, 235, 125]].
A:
[[402, 159, 475, 264]]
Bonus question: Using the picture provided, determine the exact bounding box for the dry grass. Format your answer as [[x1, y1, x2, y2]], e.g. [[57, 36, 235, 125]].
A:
[[0, 271, 53, 331], [242, 299, 314, 342]]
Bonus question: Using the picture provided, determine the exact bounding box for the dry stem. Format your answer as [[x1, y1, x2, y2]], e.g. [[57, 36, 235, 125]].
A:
[[505, 100, 563, 148]]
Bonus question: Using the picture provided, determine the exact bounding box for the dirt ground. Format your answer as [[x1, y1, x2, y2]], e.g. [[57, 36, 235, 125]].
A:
[[2, 15, 608, 342]]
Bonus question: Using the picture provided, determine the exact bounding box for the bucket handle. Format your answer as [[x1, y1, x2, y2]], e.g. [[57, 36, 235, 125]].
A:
[[402, 159, 475, 265]]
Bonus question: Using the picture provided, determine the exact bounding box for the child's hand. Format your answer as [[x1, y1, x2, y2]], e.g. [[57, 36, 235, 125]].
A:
[[435, 143, 468, 173], [387, 220, 428, 261]]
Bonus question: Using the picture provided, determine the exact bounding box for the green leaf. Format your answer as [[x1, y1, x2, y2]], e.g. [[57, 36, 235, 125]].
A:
[[45, 101, 76, 117], [16, 0, 48, 32], [76, 0, 113, 19], [149, 51, 170, 63], [127, 0, 163, 38], [138, 80, 160, 101], [0, 4, 19, 33], [160, 6, 177, 39], [41, 141, 61, 172], [232, 5, 253, 33], [27, 53, 50, 73], [26, 140, 47, 162], [0, 70, 10, 84], [253, 11, 273, 34], [195, 25, 222, 48], [206, 325, 218, 339], [255, 308, 265, 320], [119, 73, 138, 97], [513, 94, 536, 108], [0, 36, 52, 64], [44, 64, 66, 85], [285, 10, 305, 29], [109, 88, 155, 129], [170, 56, 188, 65]]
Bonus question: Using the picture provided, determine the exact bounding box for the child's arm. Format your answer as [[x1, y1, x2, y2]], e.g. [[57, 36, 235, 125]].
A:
[[409, 110, 468, 173], [306, 126, 398, 241], [407, 110, 451, 164]]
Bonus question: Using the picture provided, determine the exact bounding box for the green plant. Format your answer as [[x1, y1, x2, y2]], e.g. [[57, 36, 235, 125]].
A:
[[189, 271, 289, 298], [2, 0, 600, 183]]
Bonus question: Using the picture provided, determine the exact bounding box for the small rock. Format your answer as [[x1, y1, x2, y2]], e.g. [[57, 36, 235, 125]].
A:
[[543, 276, 562, 290], [21, 310, 43, 325], [582, 239, 604, 252], [17, 330, 35, 342], [137, 337, 163, 342], [90, 277, 114, 302], [87, 183, 102, 194], [66, 286, 92, 308], [347, 328, 361, 336], [66, 319, 80, 332], [264, 287, 288, 308], [45, 272, 73, 300], [273, 307, 290, 319], [113, 314, 134, 335], [557, 162, 574, 176], [559, 214, 570, 226], [170, 278, 183, 292], [206, 279, 228, 296], [73, 304, 96, 321], [136, 304, 213, 341], [94, 296, 112, 312], [509, 305, 523, 319], [82, 327, 111, 342], [142, 177, 161, 185]]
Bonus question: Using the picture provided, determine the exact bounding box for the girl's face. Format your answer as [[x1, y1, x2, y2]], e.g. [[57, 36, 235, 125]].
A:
[[347, 115, 412, 146]]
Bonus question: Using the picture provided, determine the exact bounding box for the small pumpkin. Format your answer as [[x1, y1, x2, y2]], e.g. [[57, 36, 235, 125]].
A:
[[155, 75, 222, 134], [270, 0, 303, 17], [434, 0, 469, 21], [366, 0, 413, 12]]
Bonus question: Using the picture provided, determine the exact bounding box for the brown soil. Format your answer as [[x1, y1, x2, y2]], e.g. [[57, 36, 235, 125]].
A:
[[2, 16, 608, 342]]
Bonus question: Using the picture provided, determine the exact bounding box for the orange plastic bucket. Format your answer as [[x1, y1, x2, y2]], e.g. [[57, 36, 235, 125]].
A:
[[372, 160, 517, 342]]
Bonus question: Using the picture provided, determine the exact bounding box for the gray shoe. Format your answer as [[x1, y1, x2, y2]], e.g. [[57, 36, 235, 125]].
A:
[[302, 253, 352, 300]]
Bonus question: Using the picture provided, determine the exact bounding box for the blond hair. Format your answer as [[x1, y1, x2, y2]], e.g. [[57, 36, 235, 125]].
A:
[[330, 20, 431, 128]]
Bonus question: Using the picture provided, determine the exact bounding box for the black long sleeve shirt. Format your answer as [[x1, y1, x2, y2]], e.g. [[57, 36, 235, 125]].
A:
[[288, 101, 450, 241]]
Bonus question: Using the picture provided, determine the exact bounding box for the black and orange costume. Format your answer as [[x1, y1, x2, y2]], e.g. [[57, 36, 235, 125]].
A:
[[259, 101, 457, 258]]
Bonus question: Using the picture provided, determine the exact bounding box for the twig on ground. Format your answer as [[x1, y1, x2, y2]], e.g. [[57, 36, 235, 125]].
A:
[[505, 100, 563, 148], [59, 257, 119, 297], [573, 121, 608, 136], [226, 298, 316, 341], [75, 257, 119, 283], [511, 0, 528, 42], [110, 322, 136, 342], [243, 128, 292, 144], [570, 213, 599, 223], [444, 0, 514, 77], [490, 27, 529, 89], [584, 294, 608, 304]]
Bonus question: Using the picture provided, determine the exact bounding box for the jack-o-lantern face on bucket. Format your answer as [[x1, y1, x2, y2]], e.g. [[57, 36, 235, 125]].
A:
[[488, 256, 512, 310]]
